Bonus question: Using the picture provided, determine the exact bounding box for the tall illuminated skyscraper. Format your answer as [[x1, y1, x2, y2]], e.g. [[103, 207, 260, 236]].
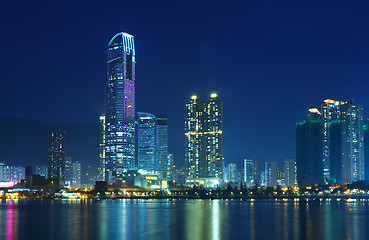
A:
[[244, 159, 254, 187], [340, 100, 364, 183], [284, 159, 297, 187], [321, 99, 341, 183], [265, 162, 279, 187], [48, 130, 66, 186], [157, 117, 169, 176], [137, 112, 157, 172], [185, 94, 223, 180], [104, 32, 135, 183], [320, 99, 364, 184], [137, 113, 169, 176], [98, 114, 106, 181]]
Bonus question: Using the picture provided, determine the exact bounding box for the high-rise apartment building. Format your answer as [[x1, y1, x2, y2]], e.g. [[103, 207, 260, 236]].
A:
[[167, 153, 174, 181], [104, 32, 136, 183], [364, 122, 369, 181], [321, 99, 341, 183], [254, 161, 262, 186], [9, 166, 25, 184], [319, 99, 364, 184], [284, 159, 297, 187], [71, 161, 81, 189], [35, 165, 48, 179], [185, 94, 223, 180], [157, 117, 168, 176], [226, 163, 238, 183], [296, 109, 324, 188], [0, 162, 6, 182], [244, 159, 254, 187], [265, 162, 279, 187], [340, 100, 364, 183], [48, 130, 66, 186], [98, 114, 106, 181]]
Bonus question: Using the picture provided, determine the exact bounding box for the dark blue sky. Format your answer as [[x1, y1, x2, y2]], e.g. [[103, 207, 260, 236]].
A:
[[1, 1, 369, 167]]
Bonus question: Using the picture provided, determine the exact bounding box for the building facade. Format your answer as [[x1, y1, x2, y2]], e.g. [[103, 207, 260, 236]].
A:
[[340, 100, 364, 183], [185, 94, 223, 182], [296, 109, 324, 188], [48, 130, 66, 186], [137, 112, 157, 172], [157, 117, 169, 176], [226, 163, 238, 183], [167, 153, 174, 181], [244, 159, 254, 187], [99, 114, 106, 181], [71, 161, 81, 189], [321, 99, 341, 183], [104, 32, 136, 183], [284, 159, 297, 188], [265, 162, 279, 187], [35, 165, 48, 179]]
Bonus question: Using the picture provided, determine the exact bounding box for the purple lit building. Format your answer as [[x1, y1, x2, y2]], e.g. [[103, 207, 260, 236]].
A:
[[104, 32, 136, 184]]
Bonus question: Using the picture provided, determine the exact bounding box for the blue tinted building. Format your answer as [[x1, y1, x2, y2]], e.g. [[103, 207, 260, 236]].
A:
[[104, 32, 136, 183]]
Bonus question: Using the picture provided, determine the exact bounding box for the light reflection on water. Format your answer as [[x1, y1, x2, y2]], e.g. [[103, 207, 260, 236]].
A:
[[0, 199, 369, 239]]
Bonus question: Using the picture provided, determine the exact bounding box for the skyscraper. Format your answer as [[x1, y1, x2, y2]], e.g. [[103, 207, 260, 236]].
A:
[[104, 32, 135, 183], [185, 94, 223, 181], [306, 99, 365, 184], [226, 163, 238, 183], [167, 153, 174, 181], [265, 162, 279, 187], [340, 100, 364, 183], [321, 99, 341, 183], [48, 130, 66, 186], [296, 109, 324, 188], [137, 112, 157, 172], [98, 114, 106, 181], [157, 117, 169, 176], [254, 161, 262, 186], [65, 156, 72, 187], [364, 122, 369, 181], [0, 162, 6, 182], [71, 161, 81, 189], [244, 159, 254, 187], [284, 159, 297, 188]]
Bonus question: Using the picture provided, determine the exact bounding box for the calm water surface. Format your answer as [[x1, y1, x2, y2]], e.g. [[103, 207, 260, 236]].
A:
[[1, 199, 369, 240]]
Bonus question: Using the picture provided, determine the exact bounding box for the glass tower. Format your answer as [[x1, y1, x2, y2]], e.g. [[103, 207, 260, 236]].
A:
[[157, 117, 169, 175], [137, 112, 157, 172], [104, 32, 135, 183], [244, 159, 254, 187], [137, 113, 169, 175]]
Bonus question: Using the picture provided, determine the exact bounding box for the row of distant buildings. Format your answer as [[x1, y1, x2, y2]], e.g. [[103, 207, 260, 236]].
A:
[[224, 159, 297, 188]]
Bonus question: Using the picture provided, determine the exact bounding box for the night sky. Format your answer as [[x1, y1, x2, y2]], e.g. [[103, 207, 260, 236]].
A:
[[1, 1, 369, 168]]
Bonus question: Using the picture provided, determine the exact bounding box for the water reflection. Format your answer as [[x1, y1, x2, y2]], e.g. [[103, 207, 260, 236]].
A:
[[1, 199, 369, 239]]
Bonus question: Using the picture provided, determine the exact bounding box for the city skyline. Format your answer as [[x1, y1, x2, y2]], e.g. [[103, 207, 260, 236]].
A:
[[3, 3, 369, 239], [2, 1, 369, 170]]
